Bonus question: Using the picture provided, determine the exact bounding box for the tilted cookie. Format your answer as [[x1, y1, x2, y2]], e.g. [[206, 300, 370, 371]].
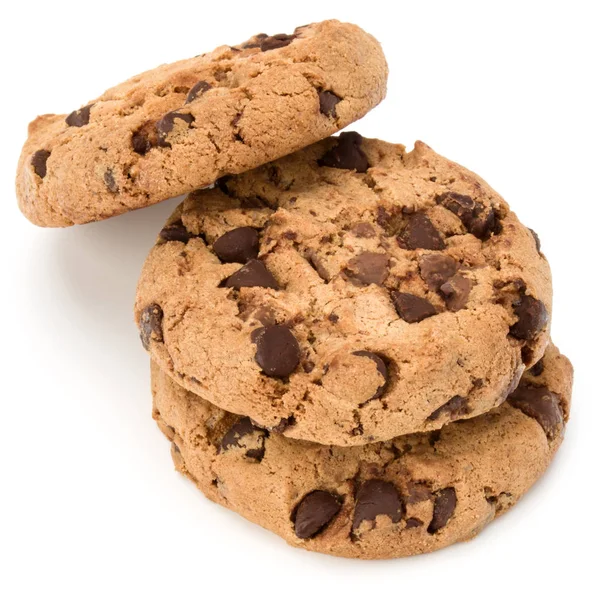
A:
[[152, 343, 572, 559], [16, 20, 387, 227], [135, 134, 552, 446]]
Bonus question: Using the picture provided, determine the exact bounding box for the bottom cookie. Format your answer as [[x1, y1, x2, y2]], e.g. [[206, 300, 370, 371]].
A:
[[151, 343, 572, 559]]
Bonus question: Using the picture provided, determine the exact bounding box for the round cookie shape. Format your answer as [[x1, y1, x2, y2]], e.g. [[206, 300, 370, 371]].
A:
[[16, 20, 387, 227], [135, 134, 553, 446], [151, 344, 573, 559]]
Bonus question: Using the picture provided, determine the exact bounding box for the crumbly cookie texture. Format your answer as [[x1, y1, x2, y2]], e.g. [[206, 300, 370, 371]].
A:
[[16, 20, 387, 227], [135, 135, 552, 446], [152, 343, 572, 560]]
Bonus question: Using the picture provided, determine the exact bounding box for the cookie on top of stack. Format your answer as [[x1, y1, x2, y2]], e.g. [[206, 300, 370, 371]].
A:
[[16, 20, 572, 560]]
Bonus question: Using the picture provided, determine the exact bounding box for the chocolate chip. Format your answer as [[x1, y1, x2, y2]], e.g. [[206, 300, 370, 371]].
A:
[[132, 132, 150, 154], [132, 121, 158, 155], [139, 304, 164, 350], [222, 259, 279, 290], [391, 292, 437, 323], [253, 325, 300, 378], [418, 254, 457, 291], [428, 488, 457, 533], [318, 132, 369, 173], [260, 33, 297, 52], [241, 33, 268, 49], [318, 90, 341, 118], [220, 417, 267, 459], [213, 227, 260, 263], [436, 192, 500, 240], [345, 252, 389, 286], [245, 448, 265, 460], [521, 346, 535, 365], [328, 313, 339, 323], [307, 251, 330, 282], [406, 482, 432, 504], [508, 385, 564, 440], [104, 169, 118, 193], [530, 358, 544, 377], [509, 294, 548, 340], [353, 480, 404, 531], [220, 417, 260, 449], [271, 415, 296, 433], [439, 274, 472, 311], [351, 223, 376, 238], [65, 103, 93, 127], [293, 490, 342, 539], [427, 395, 470, 421], [159, 220, 192, 243], [216, 176, 233, 196], [352, 351, 388, 399], [398, 213, 446, 250], [171, 442, 184, 470], [529, 228, 542, 253], [437, 192, 476, 222], [405, 518, 423, 529], [156, 111, 194, 147], [31, 150, 50, 178], [186, 80, 212, 103], [469, 208, 500, 240]]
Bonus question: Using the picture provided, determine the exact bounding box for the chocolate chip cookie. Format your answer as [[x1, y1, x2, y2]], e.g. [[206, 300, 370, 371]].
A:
[[135, 134, 552, 446], [151, 343, 572, 559], [16, 20, 387, 226]]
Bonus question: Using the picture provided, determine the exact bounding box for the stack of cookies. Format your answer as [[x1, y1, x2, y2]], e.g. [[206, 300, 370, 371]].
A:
[[17, 20, 573, 559]]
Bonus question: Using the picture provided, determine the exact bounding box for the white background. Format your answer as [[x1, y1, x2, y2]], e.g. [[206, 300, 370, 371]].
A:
[[1, 1, 598, 598]]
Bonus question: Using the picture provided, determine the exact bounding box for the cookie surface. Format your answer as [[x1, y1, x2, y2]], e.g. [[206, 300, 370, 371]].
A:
[[16, 20, 387, 227], [136, 135, 552, 446], [152, 344, 572, 559]]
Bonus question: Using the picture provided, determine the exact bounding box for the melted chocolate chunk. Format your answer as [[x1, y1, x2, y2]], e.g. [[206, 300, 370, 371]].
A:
[[345, 252, 389, 286], [529, 358, 544, 377], [318, 132, 369, 173], [428, 488, 457, 533], [260, 33, 297, 51], [222, 259, 279, 290], [353, 480, 404, 531], [159, 220, 192, 243], [508, 385, 564, 440], [156, 111, 194, 147], [529, 228, 542, 253], [65, 103, 94, 127], [391, 292, 437, 323], [253, 325, 300, 378], [398, 213, 446, 250], [104, 169, 118, 192], [510, 294, 548, 340], [186, 80, 212, 103], [418, 254, 458, 291], [293, 490, 342, 539], [351, 223, 376, 238], [220, 417, 267, 460], [132, 121, 159, 155], [427, 395, 470, 421], [139, 304, 164, 350], [439, 274, 472, 311], [31, 150, 51, 178], [436, 192, 500, 240], [318, 90, 341, 117], [352, 351, 389, 399], [271, 415, 296, 433], [213, 227, 260, 263], [405, 518, 423, 529]]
